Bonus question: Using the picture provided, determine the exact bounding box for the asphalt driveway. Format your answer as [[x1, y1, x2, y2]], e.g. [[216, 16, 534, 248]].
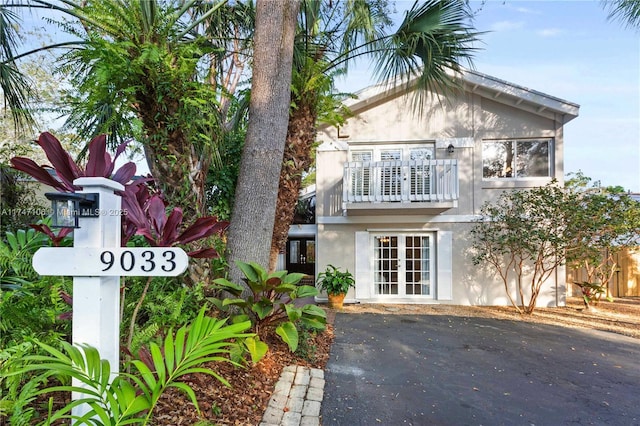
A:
[[321, 312, 640, 426]]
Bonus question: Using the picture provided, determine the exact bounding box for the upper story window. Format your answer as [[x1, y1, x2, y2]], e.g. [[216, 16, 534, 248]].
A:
[[482, 139, 552, 179]]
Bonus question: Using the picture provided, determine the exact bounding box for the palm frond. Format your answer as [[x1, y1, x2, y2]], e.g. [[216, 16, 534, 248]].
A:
[[373, 0, 482, 114], [0, 5, 35, 130], [603, 0, 640, 30]]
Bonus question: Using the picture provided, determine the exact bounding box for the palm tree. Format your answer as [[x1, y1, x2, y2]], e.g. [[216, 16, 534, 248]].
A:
[[603, 0, 640, 29], [1, 0, 254, 220], [0, 5, 36, 130], [225, 0, 299, 286], [59, 0, 255, 220], [268, 0, 481, 269]]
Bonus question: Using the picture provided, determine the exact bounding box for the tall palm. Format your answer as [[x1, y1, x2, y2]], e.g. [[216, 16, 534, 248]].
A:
[[0, 5, 36, 130], [58, 0, 255, 219], [268, 0, 481, 269]]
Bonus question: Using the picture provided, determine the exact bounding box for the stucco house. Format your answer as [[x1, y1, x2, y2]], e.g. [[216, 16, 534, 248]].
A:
[[295, 69, 579, 306]]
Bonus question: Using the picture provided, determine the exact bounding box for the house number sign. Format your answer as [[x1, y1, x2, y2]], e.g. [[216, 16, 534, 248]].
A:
[[33, 247, 188, 277]]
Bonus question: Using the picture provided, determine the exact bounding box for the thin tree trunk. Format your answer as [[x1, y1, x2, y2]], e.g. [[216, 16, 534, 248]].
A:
[[226, 0, 299, 286]]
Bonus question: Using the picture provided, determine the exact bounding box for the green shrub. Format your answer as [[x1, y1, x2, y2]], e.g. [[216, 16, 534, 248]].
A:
[[211, 261, 326, 352], [121, 275, 208, 354], [0, 224, 72, 350]]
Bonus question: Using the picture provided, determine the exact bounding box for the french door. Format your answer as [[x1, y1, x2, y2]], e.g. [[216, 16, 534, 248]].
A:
[[286, 237, 315, 276], [373, 233, 434, 297]]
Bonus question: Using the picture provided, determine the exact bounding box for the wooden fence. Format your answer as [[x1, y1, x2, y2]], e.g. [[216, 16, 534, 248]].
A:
[[567, 248, 640, 297]]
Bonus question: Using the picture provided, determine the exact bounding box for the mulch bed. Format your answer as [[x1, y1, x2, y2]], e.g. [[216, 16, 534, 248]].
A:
[[27, 313, 335, 426], [152, 323, 334, 425]]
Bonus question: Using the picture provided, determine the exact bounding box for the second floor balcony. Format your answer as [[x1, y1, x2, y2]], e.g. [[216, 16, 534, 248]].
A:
[[342, 159, 459, 215]]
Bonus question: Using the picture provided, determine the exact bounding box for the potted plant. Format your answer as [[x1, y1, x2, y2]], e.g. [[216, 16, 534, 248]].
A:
[[317, 264, 355, 309]]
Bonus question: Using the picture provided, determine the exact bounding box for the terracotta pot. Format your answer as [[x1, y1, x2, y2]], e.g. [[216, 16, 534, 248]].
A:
[[327, 292, 346, 309]]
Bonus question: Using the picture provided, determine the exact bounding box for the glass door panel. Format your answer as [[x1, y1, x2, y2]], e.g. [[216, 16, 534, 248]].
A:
[[374, 235, 399, 295], [374, 233, 433, 297], [286, 238, 315, 276], [405, 236, 431, 296]]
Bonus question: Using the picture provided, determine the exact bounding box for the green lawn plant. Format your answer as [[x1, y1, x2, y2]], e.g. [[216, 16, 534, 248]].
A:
[[11, 308, 255, 425], [211, 261, 326, 353]]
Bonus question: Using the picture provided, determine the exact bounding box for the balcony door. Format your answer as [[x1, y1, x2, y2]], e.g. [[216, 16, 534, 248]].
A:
[[373, 233, 434, 298], [350, 144, 435, 201]]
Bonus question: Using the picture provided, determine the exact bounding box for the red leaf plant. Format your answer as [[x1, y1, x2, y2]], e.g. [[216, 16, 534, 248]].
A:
[[10, 132, 136, 192], [121, 183, 229, 258], [29, 224, 73, 247], [10, 131, 228, 258]]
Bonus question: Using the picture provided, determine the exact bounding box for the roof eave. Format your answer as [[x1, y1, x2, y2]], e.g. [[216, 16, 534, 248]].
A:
[[338, 68, 580, 124]]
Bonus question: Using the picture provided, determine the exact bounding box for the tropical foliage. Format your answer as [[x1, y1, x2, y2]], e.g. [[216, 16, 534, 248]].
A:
[[211, 261, 326, 352], [317, 264, 356, 296], [0, 223, 73, 424], [10, 132, 136, 193], [11, 309, 255, 425], [2, 0, 255, 220], [0, 224, 72, 348], [603, 0, 640, 29]]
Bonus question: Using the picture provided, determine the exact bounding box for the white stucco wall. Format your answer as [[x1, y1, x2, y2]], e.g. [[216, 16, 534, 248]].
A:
[[313, 81, 575, 307]]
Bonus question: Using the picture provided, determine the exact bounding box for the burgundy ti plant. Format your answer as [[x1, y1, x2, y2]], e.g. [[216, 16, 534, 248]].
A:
[[10, 132, 136, 192], [11, 132, 228, 257], [122, 182, 228, 258]]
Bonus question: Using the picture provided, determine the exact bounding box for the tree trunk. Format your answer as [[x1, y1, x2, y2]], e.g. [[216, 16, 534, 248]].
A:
[[137, 89, 209, 220], [269, 101, 317, 271], [138, 96, 212, 286], [226, 0, 299, 286]]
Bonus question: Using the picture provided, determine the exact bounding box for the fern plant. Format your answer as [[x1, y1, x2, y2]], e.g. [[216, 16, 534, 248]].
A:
[[12, 308, 255, 425], [0, 342, 40, 425], [0, 225, 73, 349], [0, 227, 48, 290], [121, 277, 209, 355]]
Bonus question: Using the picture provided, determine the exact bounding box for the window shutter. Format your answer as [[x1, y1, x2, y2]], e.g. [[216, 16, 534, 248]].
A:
[[355, 231, 371, 300], [437, 231, 453, 300]]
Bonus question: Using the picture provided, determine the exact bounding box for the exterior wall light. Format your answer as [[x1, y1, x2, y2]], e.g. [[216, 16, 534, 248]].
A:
[[447, 144, 455, 154], [45, 192, 100, 228]]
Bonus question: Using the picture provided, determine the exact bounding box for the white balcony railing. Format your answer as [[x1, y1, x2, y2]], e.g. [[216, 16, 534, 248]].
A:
[[343, 159, 459, 204]]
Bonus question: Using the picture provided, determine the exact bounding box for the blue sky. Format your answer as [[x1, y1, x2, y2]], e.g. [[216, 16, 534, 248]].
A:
[[336, 0, 640, 192]]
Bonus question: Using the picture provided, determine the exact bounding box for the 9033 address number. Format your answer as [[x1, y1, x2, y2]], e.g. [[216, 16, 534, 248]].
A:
[[100, 249, 177, 273], [32, 247, 189, 277]]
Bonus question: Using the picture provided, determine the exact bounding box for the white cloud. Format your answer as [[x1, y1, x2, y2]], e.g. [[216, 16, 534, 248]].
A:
[[489, 20, 525, 32], [537, 28, 563, 37], [514, 6, 541, 15]]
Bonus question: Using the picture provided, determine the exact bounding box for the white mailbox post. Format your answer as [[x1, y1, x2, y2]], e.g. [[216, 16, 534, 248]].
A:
[[32, 177, 188, 421]]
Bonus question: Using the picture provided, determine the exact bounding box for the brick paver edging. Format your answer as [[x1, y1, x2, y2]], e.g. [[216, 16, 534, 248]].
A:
[[260, 365, 325, 426]]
